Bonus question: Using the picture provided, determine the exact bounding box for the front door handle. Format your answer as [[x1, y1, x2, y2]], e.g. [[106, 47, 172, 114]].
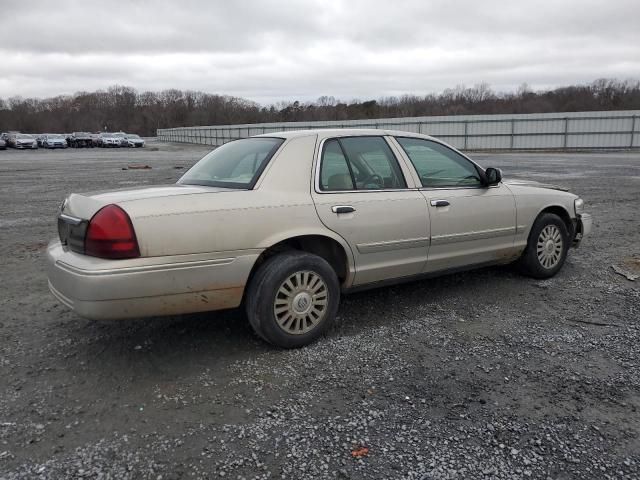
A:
[[331, 205, 356, 214], [430, 200, 450, 207]]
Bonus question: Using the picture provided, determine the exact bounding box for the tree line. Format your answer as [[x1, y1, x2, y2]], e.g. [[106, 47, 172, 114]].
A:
[[1, 78, 639, 136]]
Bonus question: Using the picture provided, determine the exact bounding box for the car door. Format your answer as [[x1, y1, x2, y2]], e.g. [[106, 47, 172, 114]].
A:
[[311, 136, 430, 286], [392, 137, 517, 273]]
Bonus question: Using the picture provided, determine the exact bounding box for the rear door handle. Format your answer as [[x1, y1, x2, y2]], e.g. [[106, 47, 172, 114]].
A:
[[331, 205, 356, 214], [430, 200, 450, 207]]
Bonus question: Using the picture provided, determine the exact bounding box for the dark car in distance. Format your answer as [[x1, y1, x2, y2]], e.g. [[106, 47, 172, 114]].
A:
[[67, 132, 94, 148]]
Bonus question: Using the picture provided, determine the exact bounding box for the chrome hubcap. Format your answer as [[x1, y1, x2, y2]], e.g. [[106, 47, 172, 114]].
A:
[[292, 292, 312, 315], [274, 271, 328, 335], [536, 225, 563, 269]]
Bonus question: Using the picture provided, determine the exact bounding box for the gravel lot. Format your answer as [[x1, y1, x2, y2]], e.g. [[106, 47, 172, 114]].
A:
[[0, 141, 639, 479]]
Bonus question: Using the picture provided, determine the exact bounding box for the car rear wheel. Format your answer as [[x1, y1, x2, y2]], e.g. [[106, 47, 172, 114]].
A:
[[245, 251, 340, 348], [518, 213, 570, 279]]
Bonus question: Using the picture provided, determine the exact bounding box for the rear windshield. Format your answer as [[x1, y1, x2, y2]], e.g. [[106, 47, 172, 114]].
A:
[[178, 137, 284, 189]]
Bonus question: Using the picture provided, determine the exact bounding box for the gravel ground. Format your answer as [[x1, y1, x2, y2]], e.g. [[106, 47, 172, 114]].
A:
[[0, 141, 639, 479]]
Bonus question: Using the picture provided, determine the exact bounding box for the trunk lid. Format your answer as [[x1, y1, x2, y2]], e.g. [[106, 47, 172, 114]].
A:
[[61, 184, 232, 219], [57, 184, 235, 252]]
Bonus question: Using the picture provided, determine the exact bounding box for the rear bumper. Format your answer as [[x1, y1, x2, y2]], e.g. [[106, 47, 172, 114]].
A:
[[46, 241, 259, 320], [573, 213, 592, 247]]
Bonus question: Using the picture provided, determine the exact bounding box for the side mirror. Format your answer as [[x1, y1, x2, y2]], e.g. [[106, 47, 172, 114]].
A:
[[485, 167, 502, 186]]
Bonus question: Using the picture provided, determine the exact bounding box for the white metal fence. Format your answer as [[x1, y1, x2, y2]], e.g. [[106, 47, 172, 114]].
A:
[[157, 110, 640, 150]]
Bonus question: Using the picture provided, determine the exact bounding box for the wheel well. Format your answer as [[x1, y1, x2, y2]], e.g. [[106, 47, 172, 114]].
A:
[[246, 235, 349, 288], [538, 206, 574, 237]]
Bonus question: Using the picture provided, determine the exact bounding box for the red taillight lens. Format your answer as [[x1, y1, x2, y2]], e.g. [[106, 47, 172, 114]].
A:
[[84, 204, 140, 259]]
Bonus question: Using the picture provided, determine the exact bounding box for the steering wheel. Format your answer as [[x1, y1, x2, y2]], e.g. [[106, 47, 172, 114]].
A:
[[360, 173, 384, 189], [455, 175, 479, 185]]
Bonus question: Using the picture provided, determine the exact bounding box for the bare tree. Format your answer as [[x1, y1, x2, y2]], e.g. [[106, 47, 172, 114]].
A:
[[1, 79, 638, 135]]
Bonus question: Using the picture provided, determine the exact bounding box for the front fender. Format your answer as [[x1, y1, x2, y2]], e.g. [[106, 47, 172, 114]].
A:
[[505, 183, 578, 246]]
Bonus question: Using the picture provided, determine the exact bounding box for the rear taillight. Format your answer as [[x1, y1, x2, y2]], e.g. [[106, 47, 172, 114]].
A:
[[84, 204, 140, 259]]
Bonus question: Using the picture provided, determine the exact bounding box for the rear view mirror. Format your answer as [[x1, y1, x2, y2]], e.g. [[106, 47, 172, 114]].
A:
[[485, 167, 502, 185]]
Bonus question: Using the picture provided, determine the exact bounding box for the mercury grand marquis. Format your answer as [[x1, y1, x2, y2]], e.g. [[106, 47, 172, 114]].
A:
[[47, 129, 592, 347]]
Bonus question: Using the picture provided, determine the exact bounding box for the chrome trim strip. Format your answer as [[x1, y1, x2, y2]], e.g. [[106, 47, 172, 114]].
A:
[[315, 187, 419, 194], [356, 237, 430, 254], [56, 257, 236, 277], [420, 185, 500, 191], [59, 213, 83, 226], [431, 227, 515, 245], [516, 224, 528, 234], [48, 280, 74, 308]]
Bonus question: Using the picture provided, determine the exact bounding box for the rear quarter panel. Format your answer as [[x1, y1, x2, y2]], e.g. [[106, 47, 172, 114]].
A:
[[120, 135, 354, 272]]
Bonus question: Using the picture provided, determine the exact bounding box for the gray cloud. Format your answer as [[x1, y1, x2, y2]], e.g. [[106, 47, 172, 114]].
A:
[[1, 0, 639, 103]]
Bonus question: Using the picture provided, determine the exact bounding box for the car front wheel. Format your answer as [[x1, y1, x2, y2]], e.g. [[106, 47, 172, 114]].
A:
[[518, 213, 570, 279], [245, 251, 340, 348]]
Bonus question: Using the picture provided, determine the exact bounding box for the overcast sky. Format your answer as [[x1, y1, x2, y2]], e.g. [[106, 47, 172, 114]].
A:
[[1, 0, 639, 104]]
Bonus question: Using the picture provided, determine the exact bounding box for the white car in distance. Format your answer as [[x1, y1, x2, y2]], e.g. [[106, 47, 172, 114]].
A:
[[98, 133, 122, 148], [125, 134, 145, 148]]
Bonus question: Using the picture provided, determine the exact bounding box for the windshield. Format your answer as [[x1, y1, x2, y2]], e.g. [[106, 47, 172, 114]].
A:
[[178, 137, 284, 189], [17, 134, 33, 139], [128, 134, 140, 139], [49, 134, 64, 139]]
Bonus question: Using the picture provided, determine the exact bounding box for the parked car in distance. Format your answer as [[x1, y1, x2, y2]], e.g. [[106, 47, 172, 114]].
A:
[[97, 133, 121, 148], [67, 132, 94, 148], [36, 134, 48, 147], [90, 133, 101, 147], [47, 129, 592, 348], [11, 133, 38, 149], [0, 132, 9, 149], [42, 134, 68, 149], [4, 133, 15, 147], [125, 134, 145, 148], [112, 132, 129, 147]]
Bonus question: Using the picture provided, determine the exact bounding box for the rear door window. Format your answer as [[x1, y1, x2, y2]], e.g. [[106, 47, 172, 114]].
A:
[[319, 137, 407, 191], [319, 140, 355, 191]]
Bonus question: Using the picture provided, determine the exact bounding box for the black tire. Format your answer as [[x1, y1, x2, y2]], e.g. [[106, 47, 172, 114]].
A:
[[518, 213, 570, 279], [245, 251, 340, 348]]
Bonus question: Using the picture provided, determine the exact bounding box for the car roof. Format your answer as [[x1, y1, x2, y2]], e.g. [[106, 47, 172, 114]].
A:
[[253, 128, 437, 141]]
